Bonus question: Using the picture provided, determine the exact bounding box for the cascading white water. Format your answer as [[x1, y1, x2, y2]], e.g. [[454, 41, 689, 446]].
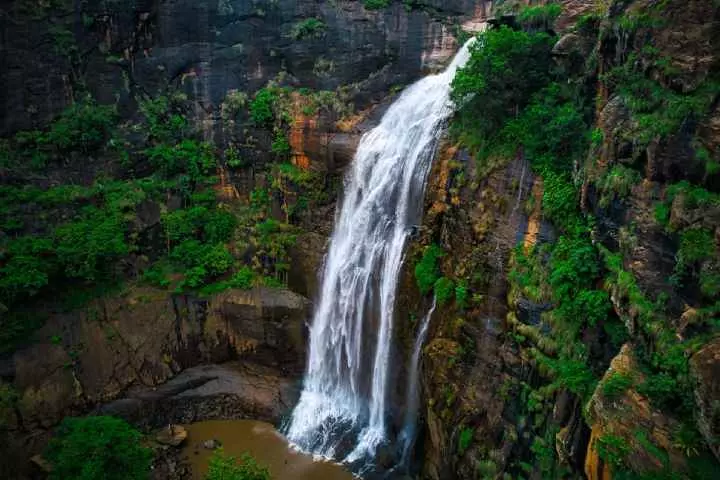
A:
[[398, 297, 437, 463], [286, 38, 476, 467]]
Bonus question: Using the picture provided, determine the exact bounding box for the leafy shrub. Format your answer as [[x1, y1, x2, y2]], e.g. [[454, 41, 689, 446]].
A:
[[434, 277, 455, 305], [249, 88, 277, 126], [549, 235, 609, 327], [0, 236, 56, 302], [45, 100, 117, 153], [455, 281, 468, 310], [415, 244, 443, 295], [146, 139, 216, 181], [458, 427, 474, 455], [139, 95, 188, 141], [676, 227, 714, 273], [271, 131, 291, 156], [543, 356, 597, 399], [595, 165, 642, 208], [0, 382, 18, 428], [596, 433, 630, 467], [602, 372, 633, 399], [44, 416, 152, 480], [206, 448, 270, 480], [170, 241, 233, 288], [363, 0, 390, 10], [603, 52, 718, 146], [451, 26, 555, 156], [55, 210, 129, 282], [291, 18, 326, 40], [518, 3, 562, 29], [230, 266, 256, 290]]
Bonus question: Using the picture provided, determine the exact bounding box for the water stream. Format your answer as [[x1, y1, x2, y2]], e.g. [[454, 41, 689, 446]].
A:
[[399, 297, 437, 464], [286, 38, 476, 471]]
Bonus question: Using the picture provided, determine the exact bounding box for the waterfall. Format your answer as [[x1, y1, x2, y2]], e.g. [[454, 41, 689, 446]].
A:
[[399, 297, 437, 464], [286, 38, 475, 468]]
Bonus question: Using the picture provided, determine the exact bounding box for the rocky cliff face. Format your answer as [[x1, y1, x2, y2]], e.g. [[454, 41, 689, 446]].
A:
[[397, 0, 720, 479], [0, 1, 489, 478], [2, 0, 719, 479]]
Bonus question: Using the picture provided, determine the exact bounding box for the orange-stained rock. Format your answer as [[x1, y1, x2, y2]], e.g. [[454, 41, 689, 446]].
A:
[[523, 176, 544, 251], [585, 344, 689, 478]]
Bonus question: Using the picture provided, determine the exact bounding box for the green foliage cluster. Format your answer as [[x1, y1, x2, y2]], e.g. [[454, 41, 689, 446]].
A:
[[206, 448, 270, 480], [602, 372, 633, 399], [596, 433, 630, 468], [0, 181, 160, 306], [0, 382, 18, 428], [548, 235, 610, 329], [44, 416, 152, 480], [250, 88, 279, 126], [603, 51, 718, 147], [271, 131, 291, 157], [434, 277, 455, 306], [363, 0, 391, 10], [676, 228, 714, 275], [458, 426, 474, 455], [594, 165, 643, 208], [3, 100, 117, 168], [451, 26, 555, 162], [518, 3, 562, 30], [138, 94, 188, 141], [146, 139, 216, 181], [291, 18, 326, 40], [415, 244, 443, 295]]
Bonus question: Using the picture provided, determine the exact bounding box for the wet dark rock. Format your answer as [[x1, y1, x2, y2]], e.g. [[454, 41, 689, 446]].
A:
[[98, 362, 299, 428]]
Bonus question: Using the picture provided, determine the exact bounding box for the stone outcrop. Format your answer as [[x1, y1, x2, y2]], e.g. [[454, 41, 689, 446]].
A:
[[99, 362, 298, 428], [0, 285, 309, 478], [585, 345, 687, 478]]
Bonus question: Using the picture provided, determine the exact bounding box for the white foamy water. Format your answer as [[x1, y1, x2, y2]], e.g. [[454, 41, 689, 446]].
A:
[[286, 38, 476, 469]]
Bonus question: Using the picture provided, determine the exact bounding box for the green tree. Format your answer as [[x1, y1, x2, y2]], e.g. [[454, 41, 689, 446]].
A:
[[206, 448, 270, 480], [451, 26, 555, 154], [45, 416, 152, 480]]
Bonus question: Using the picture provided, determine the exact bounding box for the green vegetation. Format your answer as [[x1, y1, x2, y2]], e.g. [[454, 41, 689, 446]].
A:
[[518, 3, 562, 30], [602, 372, 633, 399], [44, 416, 152, 480], [434, 277, 455, 305], [596, 433, 630, 468], [3, 99, 117, 168], [603, 51, 719, 147], [363, 0, 391, 10], [458, 426, 474, 455], [0, 383, 18, 428], [291, 18, 326, 40], [206, 448, 270, 480], [250, 88, 278, 126], [415, 244, 443, 295], [594, 165, 643, 208], [451, 25, 555, 165]]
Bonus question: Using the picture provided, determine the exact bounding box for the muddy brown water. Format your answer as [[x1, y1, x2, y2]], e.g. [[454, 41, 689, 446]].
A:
[[181, 420, 354, 480]]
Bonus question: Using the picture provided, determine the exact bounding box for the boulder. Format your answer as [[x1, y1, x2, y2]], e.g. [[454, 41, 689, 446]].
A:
[[585, 344, 687, 479], [156, 425, 188, 447]]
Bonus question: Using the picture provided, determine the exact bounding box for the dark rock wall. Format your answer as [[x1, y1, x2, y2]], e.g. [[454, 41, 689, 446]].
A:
[[1, 0, 485, 136]]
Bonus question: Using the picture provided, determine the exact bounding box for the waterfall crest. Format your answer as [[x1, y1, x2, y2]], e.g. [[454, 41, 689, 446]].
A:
[[286, 39, 475, 468]]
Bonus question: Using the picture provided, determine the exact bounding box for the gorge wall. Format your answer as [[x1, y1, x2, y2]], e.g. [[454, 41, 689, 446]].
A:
[[394, 0, 720, 479], [1, 0, 720, 479], [0, 0, 488, 478]]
